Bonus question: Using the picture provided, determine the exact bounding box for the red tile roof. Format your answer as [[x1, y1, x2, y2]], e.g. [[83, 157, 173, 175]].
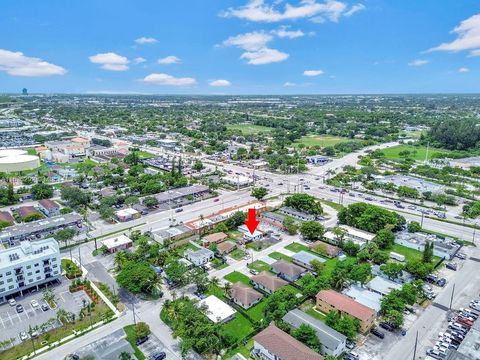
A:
[[0, 211, 14, 224], [316, 290, 375, 322], [39, 199, 59, 209], [253, 323, 324, 360], [17, 206, 39, 218]]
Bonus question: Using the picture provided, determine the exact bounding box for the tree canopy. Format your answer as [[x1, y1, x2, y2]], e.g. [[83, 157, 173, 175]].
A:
[[283, 193, 323, 215]]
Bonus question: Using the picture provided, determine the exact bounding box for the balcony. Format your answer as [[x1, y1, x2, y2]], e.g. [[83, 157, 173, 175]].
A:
[[44, 267, 52, 273]]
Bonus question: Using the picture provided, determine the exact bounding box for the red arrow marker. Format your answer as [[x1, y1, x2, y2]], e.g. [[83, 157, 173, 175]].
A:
[[245, 208, 260, 235]]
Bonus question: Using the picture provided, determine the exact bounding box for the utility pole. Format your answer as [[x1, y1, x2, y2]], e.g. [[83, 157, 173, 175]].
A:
[[132, 302, 137, 325], [412, 331, 418, 360], [78, 247, 82, 269], [473, 225, 477, 245], [449, 283, 456, 310]]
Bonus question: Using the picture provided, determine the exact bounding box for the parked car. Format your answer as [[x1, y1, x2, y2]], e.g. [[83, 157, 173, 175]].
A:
[[149, 352, 166, 360], [455, 252, 466, 260], [16, 304, 24, 313], [345, 339, 356, 350], [31, 299, 39, 308], [446, 263, 457, 271], [41, 303, 49, 312], [379, 322, 395, 332], [19, 331, 29, 341], [436, 278, 447, 287], [8, 298, 16, 306], [136, 336, 149, 345], [249, 269, 258, 275], [371, 328, 385, 339]]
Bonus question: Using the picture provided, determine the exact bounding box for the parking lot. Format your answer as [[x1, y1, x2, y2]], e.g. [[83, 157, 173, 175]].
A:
[[0, 278, 91, 346], [138, 333, 178, 360]]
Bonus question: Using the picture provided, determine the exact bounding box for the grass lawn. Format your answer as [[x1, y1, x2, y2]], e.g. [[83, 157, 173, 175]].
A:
[[246, 301, 266, 322], [323, 255, 356, 276], [284, 284, 302, 296], [224, 271, 252, 286], [228, 230, 244, 242], [319, 199, 345, 212], [247, 260, 271, 273], [207, 284, 226, 299], [223, 338, 254, 360], [124, 325, 146, 360], [136, 150, 156, 159], [294, 135, 354, 148], [268, 252, 293, 262], [301, 300, 326, 322], [212, 258, 229, 270], [285, 242, 310, 253], [227, 124, 273, 135], [381, 144, 452, 161], [390, 243, 441, 263], [221, 313, 254, 342], [230, 248, 247, 260]]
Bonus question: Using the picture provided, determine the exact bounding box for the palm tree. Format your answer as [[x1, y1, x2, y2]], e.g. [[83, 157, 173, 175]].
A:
[[114, 250, 129, 270], [118, 351, 132, 360], [209, 277, 220, 288]]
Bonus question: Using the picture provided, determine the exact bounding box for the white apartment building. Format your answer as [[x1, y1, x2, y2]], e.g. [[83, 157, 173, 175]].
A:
[[0, 238, 61, 302]]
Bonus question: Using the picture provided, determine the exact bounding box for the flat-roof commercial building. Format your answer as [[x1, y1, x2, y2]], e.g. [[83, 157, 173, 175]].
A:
[[115, 208, 141, 222], [198, 295, 236, 324], [445, 320, 480, 359], [366, 276, 403, 296], [153, 185, 210, 205], [0, 238, 61, 302], [395, 231, 461, 260], [151, 225, 193, 244], [101, 235, 133, 253], [316, 290, 376, 333], [0, 213, 83, 244], [324, 225, 374, 249], [222, 175, 252, 188], [184, 247, 214, 266], [283, 309, 346, 357], [279, 207, 316, 221], [253, 323, 324, 360], [343, 285, 382, 313]]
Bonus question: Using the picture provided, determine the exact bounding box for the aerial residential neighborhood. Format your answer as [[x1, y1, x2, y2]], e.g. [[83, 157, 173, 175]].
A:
[[0, 1, 480, 360]]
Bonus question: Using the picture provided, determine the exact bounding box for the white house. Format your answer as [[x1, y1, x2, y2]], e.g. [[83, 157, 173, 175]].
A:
[[198, 295, 236, 323], [184, 247, 214, 266]]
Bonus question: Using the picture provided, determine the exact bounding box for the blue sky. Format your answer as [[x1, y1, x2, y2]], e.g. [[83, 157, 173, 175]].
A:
[[0, 0, 479, 94]]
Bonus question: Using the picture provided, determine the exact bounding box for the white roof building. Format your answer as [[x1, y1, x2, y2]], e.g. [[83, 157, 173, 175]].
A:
[[198, 295, 236, 323], [102, 234, 133, 251]]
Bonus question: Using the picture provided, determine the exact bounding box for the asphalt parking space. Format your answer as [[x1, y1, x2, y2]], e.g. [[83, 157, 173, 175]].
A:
[[139, 333, 177, 359], [0, 278, 86, 345]]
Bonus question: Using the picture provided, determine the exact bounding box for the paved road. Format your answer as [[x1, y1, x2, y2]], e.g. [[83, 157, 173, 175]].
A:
[[383, 245, 480, 360]]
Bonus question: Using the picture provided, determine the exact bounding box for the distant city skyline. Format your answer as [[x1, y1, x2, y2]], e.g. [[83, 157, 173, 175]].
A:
[[0, 0, 479, 94]]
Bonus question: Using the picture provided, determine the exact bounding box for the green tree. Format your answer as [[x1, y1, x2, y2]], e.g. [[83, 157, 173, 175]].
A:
[[374, 229, 395, 249], [164, 261, 188, 286], [53, 228, 76, 247], [193, 160, 204, 172], [263, 287, 300, 323], [143, 196, 159, 208], [282, 216, 298, 235], [299, 221, 325, 241], [31, 183, 54, 199], [251, 187, 268, 201], [225, 211, 247, 229], [292, 324, 322, 353], [422, 241, 434, 263], [380, 262, 404, 280], [407, 221, 421, 233], [283, 193, 323, 215], [116, 261, 157, 294], [135, 322, 151, 339], [61, 186, 90, 208]]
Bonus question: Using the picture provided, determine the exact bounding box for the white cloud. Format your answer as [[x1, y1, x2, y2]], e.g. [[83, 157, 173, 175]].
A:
[[429, 14, 480, 56], [469, 49, 480, 57], [221, 0, 364, 23], [283, 81, 297, 86], [143, 73, 197, 86], [408, 59, 429, 67], [272, 26, 305, 38], [158, 55, 181, 64], [0, 49, 66, 77], [133, 57, 146, 64], [303, 69, 324, 76], [241, 48, 289, 64], [223, 31, 273, 51], [344, 3, 366, 17], [458, 67, 470, 73], [135, 37, 158, 44], [209, 79, 231, 87], [89, 52, 129, 71], [222, 31, 289, 65]]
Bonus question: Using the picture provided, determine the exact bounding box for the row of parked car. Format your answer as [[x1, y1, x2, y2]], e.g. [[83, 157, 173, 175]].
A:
[[426, 299, 479, 359]]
